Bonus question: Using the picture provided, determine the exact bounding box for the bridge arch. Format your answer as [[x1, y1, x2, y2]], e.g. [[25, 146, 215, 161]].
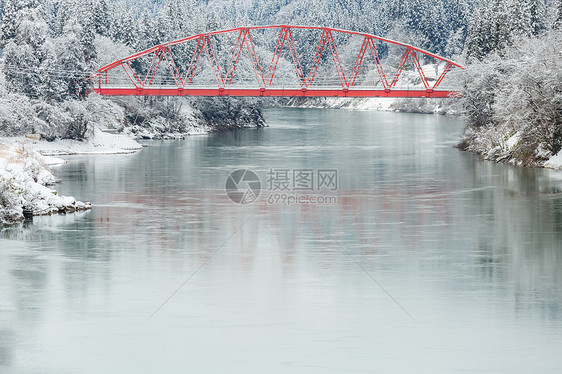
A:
[[93, 25, 464, 98]]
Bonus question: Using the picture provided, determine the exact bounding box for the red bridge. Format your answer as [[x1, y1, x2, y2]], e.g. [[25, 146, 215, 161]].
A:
[[92, 25, 464, 98]]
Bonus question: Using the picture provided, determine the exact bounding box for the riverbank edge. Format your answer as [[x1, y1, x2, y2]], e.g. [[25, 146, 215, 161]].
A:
[[457, 127, 562, 171], [279, 96, 462, 116]]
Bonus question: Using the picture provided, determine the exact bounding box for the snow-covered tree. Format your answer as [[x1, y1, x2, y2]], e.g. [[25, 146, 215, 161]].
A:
[[492, 30, 562, 155], [0, 0, 20, 46], [78, 6, 97, 65], [0, 0, 39, 47], [56, 17, 88, 98], [528, 0, 546, 35], [110, 3, 136, 47], [92, 0, 110, 36], [461, 27, 562, 165], [554, 0, 562, 29], [37, 39, 64, 102], [1, 5, 48, 98], [466, 4, 496, 60], [135, 10, 155, 52]]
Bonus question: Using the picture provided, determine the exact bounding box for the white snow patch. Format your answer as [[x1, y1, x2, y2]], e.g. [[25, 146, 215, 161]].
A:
[[1, 128, 143, 156], [544, 152, 562, 170], [506, 132, 520, 149], [41, 155, 66, 166]]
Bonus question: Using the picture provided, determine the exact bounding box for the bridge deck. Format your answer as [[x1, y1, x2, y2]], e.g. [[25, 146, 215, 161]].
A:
[[93, 87, 459, 98]]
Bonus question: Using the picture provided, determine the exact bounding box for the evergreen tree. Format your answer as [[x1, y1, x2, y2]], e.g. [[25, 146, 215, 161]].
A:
[[56, 17, 87, 98], [136, 10, 154, 52], [506, 0, 534, 39], [154, 4, 172, 44], [0, 0, 39, 47], [77, 2, 97, 65], [92, 0, 110, 36], [554, 0, 562, 29], [2, 5, 47, 97], [52, 0, 69, 36], [110, 3, 136, 47], [3, 42, 41, 96], [528, 0, 546, 35], [38, 39, 64, 102], [40, 0, 59, 34], [466, 5, 494, 60], [0, 0, 20, 46]]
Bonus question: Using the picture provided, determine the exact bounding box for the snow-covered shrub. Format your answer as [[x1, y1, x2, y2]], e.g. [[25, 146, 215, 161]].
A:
[[460, 29, 562, 166], [84, 94, 125, 131], [94, 35, 133, 69], [462, 54, 503, 129], [0, 173, 24, 224], [0, 93, 36, 136], [62, 100, 92, 140], [492, 31, 562, 156], [32, 100, 72, 140]]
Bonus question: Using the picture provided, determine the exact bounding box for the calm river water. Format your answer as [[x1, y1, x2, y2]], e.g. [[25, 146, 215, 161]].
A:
[[1, 108, 562, 373]]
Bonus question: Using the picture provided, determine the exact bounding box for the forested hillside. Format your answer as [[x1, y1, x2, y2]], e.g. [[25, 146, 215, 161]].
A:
[[0, 0, 265, 140], [206, 0, 473, 57]]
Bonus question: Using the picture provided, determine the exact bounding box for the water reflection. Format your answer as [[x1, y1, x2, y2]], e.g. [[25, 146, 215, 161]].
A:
[[1, 109, 562, 372]]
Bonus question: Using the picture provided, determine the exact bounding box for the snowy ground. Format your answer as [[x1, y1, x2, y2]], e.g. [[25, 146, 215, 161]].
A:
[[0, 127, 146, 224], [1, 128, 143, 156], [544, 152, 562, 169]]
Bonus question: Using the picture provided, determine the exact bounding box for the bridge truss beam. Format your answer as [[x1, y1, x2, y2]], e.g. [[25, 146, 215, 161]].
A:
[[93, 25, 464, 98]]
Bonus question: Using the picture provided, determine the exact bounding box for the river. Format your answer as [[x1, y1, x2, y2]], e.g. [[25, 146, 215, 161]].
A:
[[1, 108, 562, 373]]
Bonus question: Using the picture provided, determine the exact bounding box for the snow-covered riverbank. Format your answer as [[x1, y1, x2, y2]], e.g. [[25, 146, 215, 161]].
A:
[[2, 128, 143, 156], [459, 128, 562, 171], [284, 96, 462, 116], [458, 30, 562, 171], [0, 141, 93, 224], [0, 127, 152, 224]]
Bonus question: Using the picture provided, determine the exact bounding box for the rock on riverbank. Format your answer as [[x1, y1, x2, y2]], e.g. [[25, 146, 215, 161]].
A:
[[0, 142, 91, 224]]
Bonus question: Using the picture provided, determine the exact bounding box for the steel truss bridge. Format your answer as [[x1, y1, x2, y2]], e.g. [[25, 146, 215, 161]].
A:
[[92, 25, 464, 98]]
